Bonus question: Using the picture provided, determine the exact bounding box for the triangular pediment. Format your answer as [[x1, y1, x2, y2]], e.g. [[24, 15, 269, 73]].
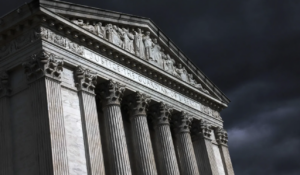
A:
[[0, 0, 230, 108], [40, 0, 229, 103]]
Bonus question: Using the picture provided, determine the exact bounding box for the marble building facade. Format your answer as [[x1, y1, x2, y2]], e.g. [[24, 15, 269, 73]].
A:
[[0, 0, 234, 174]]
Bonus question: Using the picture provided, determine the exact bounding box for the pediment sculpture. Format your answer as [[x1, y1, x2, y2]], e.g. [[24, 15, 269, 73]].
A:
[[70, 19, 210, 94]]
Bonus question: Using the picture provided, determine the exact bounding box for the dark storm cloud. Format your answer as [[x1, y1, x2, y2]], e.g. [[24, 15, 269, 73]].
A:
[[1, 0, 299, 174]]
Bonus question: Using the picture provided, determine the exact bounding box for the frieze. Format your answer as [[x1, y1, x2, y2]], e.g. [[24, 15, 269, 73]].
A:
[[0, 28, 40, 58], [70, 19, 209, 94], [39, 27, 221, 119]]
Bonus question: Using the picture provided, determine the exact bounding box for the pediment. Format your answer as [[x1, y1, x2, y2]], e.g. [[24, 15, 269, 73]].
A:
[[38, 0, 229, 104], [68, 18, 211, 92], [0, 0, 230, 109]]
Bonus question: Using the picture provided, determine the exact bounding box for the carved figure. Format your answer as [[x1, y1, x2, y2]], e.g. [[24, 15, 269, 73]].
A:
[[149, 38, 163, 68], [176, 63, 189, 83], [67, 39, 84, 55], [54, 35, 66, 47], [163, 54, 178, 77], [119, 27, 134, 53], [106, 24, 122, 47], [71, 19, 84, 26], [188, 74, 203, 89], [133, 28, 145, 59], [40, 27, 48, 39], [83, 21, 97, 34], [95, 22, 106, 39], [143, 31, 152, 60]]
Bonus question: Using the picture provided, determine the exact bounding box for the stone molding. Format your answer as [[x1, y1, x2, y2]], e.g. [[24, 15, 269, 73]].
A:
[[0, 28, 40, 58], [97, 79, 126, 106], [39, 26, 222, 119], [0, 71, 10, 97], [216, 127, 228, 145], [173, 112, 193, 134], [22, 50, 63, 82], [36, 24, 226, 112], [128, 91, 151, 117], [75, 65, 97, 93], [191, 120, 212, 141], [70, 19, 209, 94]]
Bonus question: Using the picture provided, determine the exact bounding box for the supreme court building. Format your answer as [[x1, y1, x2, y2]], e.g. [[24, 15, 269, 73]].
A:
[[0, 0, 235, 175]]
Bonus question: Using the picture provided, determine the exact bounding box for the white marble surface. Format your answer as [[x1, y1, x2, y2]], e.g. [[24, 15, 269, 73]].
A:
[[212, 131, 226, 175], [62, 88, 88, 175]]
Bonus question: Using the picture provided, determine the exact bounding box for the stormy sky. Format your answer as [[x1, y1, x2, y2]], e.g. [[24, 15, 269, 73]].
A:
[[1, 0, 300, 174]]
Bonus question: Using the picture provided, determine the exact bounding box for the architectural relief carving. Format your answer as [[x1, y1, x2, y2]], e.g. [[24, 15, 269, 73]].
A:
[[0, 71, 10, 97], [70, 19, 209, 93], [22, 50, 63, 81], [98, 79, 126, 106], [39, 27, 221, 118], [212, 110, 221, 120], [75, 66, 97, 92], [128, 92, 151, 117], [191, 120, 212, 140], [40, 27, 84, 55], [173, 112, 193, 134], [150, 102, 173, 126], [0, 1, 234, 174], [133, 28, 146, 59], [216, 127, 228, 145], [0, 28, 40, 58]]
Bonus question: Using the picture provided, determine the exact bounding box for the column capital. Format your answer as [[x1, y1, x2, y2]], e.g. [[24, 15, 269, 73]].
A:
[[173, 111, 193, 134], [0, 71, 10, 97], [97, 79, 126, 106], [150, 102, 173, 126], [128, 91, 151, 118], [75, 66, 97, 93], [216, 127, 228, 145], [22, 50, 63, 83], [191, 120, 212, 141]]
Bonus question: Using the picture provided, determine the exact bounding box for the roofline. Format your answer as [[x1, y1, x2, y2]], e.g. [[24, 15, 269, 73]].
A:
[[0, 0, 230, 104]]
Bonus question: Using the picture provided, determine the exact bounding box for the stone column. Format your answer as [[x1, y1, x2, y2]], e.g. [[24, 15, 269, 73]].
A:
[[75, 66, 106, 175], [173, 112, 200, 175], [22, 50, 69, 175], [98, 80, 132, 175], [151, 102, 180, 175], [128, 92, 157, 175], [216, 128, 235, 175], [191, 120, 218, 175], [0, 71, 13, 175]]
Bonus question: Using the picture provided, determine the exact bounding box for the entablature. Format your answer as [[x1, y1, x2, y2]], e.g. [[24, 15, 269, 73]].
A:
[[0, 1, 229, 114]]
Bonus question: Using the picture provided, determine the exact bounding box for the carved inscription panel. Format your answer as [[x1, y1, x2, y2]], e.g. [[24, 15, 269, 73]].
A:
[[62, 88, 88, 175]]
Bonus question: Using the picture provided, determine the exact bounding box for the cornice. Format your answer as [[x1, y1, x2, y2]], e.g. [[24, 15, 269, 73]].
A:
[[40, 0, 230, 105], [0, 4, 228, 112], [0, 0, 229, 104], [37, 7, 227, 110]]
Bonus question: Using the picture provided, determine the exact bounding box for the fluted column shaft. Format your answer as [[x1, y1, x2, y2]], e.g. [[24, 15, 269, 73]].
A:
[[0, 72, 13, 175], [192, 120, 218, 175], [76, 66, 106, 175], [174, 112, 200, 175], [151, 103, 180, 175], [99, 80, 132, 175], [23, 51, 69, 175], [216, 128, 235, 175], [129, 92, 157, 175]]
